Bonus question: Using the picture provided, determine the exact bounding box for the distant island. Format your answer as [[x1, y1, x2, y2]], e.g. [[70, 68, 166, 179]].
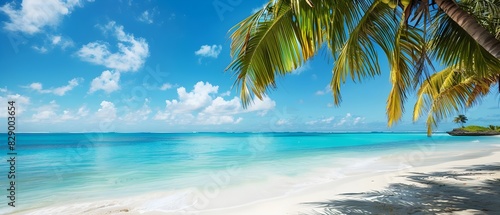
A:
[[447, 125, 500, 136]]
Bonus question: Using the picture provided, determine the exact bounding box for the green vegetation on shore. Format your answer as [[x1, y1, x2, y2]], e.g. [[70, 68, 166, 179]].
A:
[[447, 125, 500, 136], [460, 125, 500, 132]]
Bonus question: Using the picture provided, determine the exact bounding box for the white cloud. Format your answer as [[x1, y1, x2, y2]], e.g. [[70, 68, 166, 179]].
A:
[[31, 35, 74, 53], [28, 78, 82, 96], [315, 91, 327, 96], [77, 21, 149, 72], [165, 81, 219, 113], [160, 83, 173, 90], [306, 116, 334, 125], [219, 91, 231, 97], [52, 35, 61, 44], [95, 100, 117, 122], [195, 45, 222, 58], [138, 10, 154, 24], [32, 100, 58, 121], [291, 62, 310, 75], [315, 85, 331, 96], [245, 96, 276, 116], [305, 120, 317, 125], [32, 110, 58, 121], [335, 113, 365, 127], [0, 87, 7, 93], [6, 94, 30, 104], [32, 45, 48, 53], [0, 94, 30, 117], [52, 78, 81, 95], [321, 117, 335, 124], [276, 119, 289, 126], [0, 0, 86, 34], [200, 94, 275, 117], [120, 99, 151, 122], [28, 99, 155, 125], [30, 101, 88, 122], [203, 96, 241, 115], [60, 110, 76, 121], [353, 116, 364, 125], [51, 35, 73, 49], [78, 42, 109, 63], [154, 81, 276, 125], [29, 82, 43, 91], [76, 106, 89, 117], [60, 107, 88, 121], [89, 70, 120, 94], [197, 114, 243, 125], [336, 113, 351, 126], [307, 113, 364, 128]]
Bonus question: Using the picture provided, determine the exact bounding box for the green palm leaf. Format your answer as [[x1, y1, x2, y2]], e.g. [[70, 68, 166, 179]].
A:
[[227, 0, 323, 107], [414, 66, 499, 136], [226, 0, 500, 134], [330, 1, 388, 106], [431, 3, 500, 77]]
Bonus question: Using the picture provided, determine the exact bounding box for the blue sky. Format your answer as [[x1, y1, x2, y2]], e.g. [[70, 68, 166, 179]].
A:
[[0, 0, 498, 133]]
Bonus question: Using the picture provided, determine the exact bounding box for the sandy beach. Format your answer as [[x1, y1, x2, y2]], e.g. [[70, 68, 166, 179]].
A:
[[207, 146, 500, 215], [15, 138, 500, 215]]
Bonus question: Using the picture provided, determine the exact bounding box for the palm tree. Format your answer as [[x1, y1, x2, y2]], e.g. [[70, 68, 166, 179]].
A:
[[434, 0, 500, 58], [226, 0, 500, 130], [453, 114, 468, 128], [413, 66, 498, 135]]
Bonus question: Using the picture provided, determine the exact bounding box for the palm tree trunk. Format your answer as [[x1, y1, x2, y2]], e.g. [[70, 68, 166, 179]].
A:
[[435, 0, 500, 59]]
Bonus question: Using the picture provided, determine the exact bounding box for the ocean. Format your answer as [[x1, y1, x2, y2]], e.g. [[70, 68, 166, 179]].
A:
[[1, 132, 499, 214]]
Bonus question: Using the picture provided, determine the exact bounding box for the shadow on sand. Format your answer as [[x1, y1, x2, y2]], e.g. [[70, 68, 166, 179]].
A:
[[303, 164, 500, 215]]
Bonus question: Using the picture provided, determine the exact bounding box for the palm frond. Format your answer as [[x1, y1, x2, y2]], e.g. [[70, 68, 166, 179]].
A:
[[226, 0, 500, 134], [227, 1, 319, 107], [387, 14, 425, 126], [330, 1, 395, 105], [460, 0, 500, 39], [326, 1, 424, 125], [431, 5, 500, 78], [413, 66, 499, 136]]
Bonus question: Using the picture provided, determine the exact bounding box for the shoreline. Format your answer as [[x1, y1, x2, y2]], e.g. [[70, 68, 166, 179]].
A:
[[195, 144, 500, 215], [11, 139, 500, 215]]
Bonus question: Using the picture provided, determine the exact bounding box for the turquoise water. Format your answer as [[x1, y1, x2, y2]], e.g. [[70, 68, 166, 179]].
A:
[[0, 132, 498, 213]]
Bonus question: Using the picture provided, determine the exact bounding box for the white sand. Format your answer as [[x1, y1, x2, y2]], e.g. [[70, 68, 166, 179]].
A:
[[13, 143, 500, 215], [191, 145, 500, 215]]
